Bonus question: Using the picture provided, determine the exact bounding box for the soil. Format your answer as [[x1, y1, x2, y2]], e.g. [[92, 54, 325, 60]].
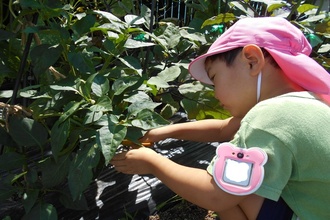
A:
[[148, 201, 219, 220]]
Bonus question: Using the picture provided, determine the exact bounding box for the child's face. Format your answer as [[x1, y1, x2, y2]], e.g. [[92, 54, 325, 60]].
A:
[[205, 53, 258, 118]]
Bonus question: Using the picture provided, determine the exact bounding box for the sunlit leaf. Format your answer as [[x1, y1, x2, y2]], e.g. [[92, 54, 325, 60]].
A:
[[118, 56, 142, 75], [201, 13, 236, 28], [124, 39, 155, 48], [297, 4, 318, 14], [96, 119, 127, 164], [91, 75, 110, 97], [112, 76, 140, 95], [131, 109, 169, 130], [124, 14, 145, 25]]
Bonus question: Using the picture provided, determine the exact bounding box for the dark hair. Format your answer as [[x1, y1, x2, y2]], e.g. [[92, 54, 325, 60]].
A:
[[205, 47, 279, 68]]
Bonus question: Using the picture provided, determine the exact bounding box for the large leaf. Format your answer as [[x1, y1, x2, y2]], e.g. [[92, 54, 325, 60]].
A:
[[179, 83, 230, 120], [91, 74, 110, 97], [147, 65, 181, 88], [118, 56, 142, 76], [68, 143, 100, 200], [22, 202, 57, 220], [131, 109, 169, 130], [112, 76, 140, 96], [0, 125, 16, 147], [201, 13, 236, 28], [124, 39, 155, 49], [59, 192, 88, 210], [41, 155, 70, 188], [127, 99, 161, 116], [30, 44, 63, 75], [51, 119, 70, 160], [8, 117, 48, 148], [23, 189, 39, 214], [72, 14, 97, 36], [96, 119, 127, 164], [0, 152, 26, 171], [57, 100, 84, 124], [68, 51, 95, 74]]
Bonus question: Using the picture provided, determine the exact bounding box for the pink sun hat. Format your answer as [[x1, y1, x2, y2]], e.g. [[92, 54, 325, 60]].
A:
[[188, 17, 330, 100]]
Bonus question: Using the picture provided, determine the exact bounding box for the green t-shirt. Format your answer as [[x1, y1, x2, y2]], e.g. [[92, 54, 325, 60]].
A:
[[207, 92, 330, 220]]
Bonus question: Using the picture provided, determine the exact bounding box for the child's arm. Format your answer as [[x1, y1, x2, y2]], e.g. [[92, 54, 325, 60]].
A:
[[111, 147, 263, 219], [140, 116, 241, 143]]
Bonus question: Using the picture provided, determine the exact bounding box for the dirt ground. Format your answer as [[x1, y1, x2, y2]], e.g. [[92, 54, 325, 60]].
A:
[[148, 201, 219, 220]]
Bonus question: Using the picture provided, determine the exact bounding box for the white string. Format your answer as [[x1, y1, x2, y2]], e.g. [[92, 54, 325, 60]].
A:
[[257, 72, 262, 102]]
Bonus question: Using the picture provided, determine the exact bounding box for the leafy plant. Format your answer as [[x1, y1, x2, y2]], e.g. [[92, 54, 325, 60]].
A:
[[0, 0, 227, 219]]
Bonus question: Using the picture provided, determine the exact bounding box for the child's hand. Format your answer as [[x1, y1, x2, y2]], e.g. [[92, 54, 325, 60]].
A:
[[110, 147, 158, 175]]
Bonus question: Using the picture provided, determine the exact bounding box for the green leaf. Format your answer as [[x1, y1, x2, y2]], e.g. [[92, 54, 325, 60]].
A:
[[93, 10, 122, 22], [179, 82, 230, 120], [147, 65, 181, 88], [297, 4, 318, 14], [93, 96, 113, 111], [267, 3, 287, 13], [124, 39, 155, 48], [96, 119, 127, 164], [41, 155, 70, 188], [8, 117, 48, 148], [0, 152, 25, 171], [23, 189, 39, 214], [83, 110, 103, 124], [124, 14, 145, 25], [19, 0, 42, 8], [131, 109, 169, 130], [49, 85, 78, 93], [68, 144, 100, 200], [0, 30, 15, 40], [30, 44, 63, 75], [118, 56, 143, 76], [0, 175, 16, 202], [58, 100, 84, 124], [202, 13, 236, 28], [147, 77, 169, 88], [68, 51, 95, 74], [127, 99, 161, 116], [72, 14, 97, 36], [112, 76, 140, 96], [22, 202, 57, 220], [91, 75, 110, 97], [59, 192, 88, 210], [51, 119, 70, 160], [0, 126, 16, 147]]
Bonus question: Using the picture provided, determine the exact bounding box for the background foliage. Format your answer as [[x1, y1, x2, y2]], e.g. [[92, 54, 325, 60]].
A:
[[0, 0, 329, 219]]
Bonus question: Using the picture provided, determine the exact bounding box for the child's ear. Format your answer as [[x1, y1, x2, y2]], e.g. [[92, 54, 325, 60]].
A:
[[242, 44, 265, 76]]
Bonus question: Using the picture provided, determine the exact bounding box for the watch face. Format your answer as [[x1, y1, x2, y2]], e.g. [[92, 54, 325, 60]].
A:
[[222, 158, 253, 187], [213, 143, 268, 195]]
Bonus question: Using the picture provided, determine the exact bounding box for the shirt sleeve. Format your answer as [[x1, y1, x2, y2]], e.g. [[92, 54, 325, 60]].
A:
[[207, 120, 295, 201]]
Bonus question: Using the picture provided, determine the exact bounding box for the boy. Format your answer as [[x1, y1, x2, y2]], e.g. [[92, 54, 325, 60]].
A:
[[111, 17, 330, 219]]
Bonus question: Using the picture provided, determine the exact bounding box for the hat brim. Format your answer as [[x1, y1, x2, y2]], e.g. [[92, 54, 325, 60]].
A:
[[188, 44, 239, 85]]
